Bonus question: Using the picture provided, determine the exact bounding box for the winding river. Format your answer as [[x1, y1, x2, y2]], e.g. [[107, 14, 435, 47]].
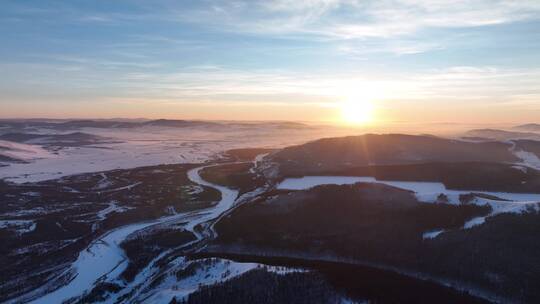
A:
[[26, 164, 239, 304]]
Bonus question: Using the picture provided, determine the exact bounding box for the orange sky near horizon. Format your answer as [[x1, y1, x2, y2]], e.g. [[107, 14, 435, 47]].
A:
[[2, 99, 539, 127]]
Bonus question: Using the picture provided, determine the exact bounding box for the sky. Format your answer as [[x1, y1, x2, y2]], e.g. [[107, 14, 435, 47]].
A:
[[1, 0, 540, 124]]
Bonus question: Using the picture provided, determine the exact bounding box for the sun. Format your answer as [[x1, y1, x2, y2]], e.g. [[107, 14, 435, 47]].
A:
[[340, 99, 376, 125]]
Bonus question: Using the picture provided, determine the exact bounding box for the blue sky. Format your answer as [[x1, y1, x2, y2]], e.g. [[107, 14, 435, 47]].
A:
[[1, 0, 540, 123]]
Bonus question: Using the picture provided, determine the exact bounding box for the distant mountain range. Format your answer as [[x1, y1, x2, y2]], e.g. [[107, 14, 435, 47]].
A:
[[141, 119, 222, 128], [0, 119, 313, 132]]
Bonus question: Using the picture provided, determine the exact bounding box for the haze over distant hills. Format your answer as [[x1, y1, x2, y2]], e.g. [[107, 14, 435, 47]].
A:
[[0, 119, 313, 130], [513, 123, 540, 132], [464, 129, 540, 141]]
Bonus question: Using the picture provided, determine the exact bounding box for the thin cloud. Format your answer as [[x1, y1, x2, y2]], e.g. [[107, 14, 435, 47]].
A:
[[167, 0, 540, 39]]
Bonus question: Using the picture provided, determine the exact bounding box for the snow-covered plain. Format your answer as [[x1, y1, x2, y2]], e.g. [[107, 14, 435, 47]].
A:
[[0, 125, 347, 183]]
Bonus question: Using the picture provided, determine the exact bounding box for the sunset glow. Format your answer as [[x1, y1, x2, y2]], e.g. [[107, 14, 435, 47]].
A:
[[340, 99, 376, 125], [0, 1, 539, 124]]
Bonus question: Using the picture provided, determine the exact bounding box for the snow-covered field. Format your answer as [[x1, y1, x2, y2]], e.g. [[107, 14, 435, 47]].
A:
[[0, 125, 346, 183], [277, 176, 540, 233], [0, 139, 218, 183]]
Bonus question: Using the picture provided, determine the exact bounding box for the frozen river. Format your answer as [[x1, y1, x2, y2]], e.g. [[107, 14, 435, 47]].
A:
[[25, 164, 239, 304]]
